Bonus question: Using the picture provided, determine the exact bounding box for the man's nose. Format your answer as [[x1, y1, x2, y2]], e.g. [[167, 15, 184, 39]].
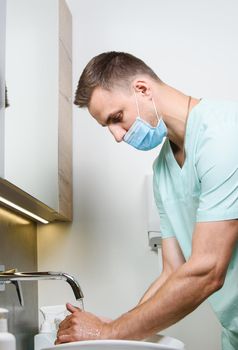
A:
[[108, 125, 126, 143]]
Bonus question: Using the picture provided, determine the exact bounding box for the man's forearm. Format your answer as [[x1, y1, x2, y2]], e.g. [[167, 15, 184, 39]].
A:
[[102, 260, 219, 340], [138, 271, 170, 305]]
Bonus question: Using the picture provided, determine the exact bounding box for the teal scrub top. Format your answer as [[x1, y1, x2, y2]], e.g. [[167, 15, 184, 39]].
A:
[[153, 98, 238, 334]]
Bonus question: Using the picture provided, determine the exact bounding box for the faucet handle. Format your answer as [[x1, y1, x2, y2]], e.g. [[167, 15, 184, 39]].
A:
[[4, 268, 17, 274]]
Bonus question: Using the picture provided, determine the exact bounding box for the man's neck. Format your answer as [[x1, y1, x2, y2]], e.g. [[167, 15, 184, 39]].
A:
[[154, 83, 200, 151]]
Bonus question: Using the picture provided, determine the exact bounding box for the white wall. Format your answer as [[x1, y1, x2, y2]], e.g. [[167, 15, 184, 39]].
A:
[[38, 0, 238, 349]]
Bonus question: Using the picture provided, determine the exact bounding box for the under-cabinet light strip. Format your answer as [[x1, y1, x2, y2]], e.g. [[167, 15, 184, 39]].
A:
[[0, 196, 49, 224]]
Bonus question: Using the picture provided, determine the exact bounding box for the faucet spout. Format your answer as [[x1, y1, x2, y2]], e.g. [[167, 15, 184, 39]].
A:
[[0, 270, 84, 305]]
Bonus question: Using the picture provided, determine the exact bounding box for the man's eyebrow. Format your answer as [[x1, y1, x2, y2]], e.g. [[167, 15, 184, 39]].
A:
[[102, 111, 121, 127]]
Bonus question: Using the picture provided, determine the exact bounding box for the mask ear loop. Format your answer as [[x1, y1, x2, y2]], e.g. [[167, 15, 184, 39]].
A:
[[134, 90, 161, 125], [133, 90, 140, 117], [152, 97, 160, 123]]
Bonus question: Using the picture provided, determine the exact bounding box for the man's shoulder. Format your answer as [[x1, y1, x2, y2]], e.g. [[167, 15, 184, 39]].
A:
[[186, 98, 238, 151], [194, 98, 238, 124]]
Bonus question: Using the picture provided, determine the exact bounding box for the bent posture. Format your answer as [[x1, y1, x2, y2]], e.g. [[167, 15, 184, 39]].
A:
[[56, 52, 238, 350]]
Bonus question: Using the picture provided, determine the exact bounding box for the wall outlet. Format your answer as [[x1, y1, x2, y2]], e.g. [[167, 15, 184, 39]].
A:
[[0, 264, 5, 291]]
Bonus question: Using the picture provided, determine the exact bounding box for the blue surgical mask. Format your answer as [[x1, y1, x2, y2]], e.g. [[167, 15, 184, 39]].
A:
[[123, 91, 167, 151]]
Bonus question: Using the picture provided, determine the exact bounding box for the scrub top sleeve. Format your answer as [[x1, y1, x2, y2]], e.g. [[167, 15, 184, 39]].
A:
[[196, 122, 238, 222], [153, 175, 175, 239]]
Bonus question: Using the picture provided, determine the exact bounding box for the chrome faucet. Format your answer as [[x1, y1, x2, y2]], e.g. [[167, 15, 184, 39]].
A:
[[0, 269, 84, 306]]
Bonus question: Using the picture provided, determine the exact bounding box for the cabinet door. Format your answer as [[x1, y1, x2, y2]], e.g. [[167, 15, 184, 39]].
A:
[[0, 0, 6, 177], [0, 0, 72, 222]]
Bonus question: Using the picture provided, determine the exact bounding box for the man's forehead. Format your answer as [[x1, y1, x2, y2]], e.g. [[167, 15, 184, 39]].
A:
[[88, 87, 111, 118], [89, 86, 129, 117], [90, 86, 111, 104]]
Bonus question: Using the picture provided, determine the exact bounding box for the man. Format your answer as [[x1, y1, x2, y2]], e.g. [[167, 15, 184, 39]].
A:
[[56, 51, 238, 349]]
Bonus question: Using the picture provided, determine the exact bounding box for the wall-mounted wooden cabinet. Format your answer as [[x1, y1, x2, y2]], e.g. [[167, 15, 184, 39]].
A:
[[0, 0, 72, 222]]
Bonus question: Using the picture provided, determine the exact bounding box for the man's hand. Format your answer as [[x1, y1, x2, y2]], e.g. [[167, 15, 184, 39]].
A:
[[55, 303, 112, 344]]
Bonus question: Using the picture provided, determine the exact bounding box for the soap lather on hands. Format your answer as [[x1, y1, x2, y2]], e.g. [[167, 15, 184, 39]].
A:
[[55, 303, 112, 344]]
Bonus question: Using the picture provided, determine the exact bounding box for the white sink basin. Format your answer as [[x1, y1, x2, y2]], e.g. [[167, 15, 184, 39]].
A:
[[43, 334, 185, 350]]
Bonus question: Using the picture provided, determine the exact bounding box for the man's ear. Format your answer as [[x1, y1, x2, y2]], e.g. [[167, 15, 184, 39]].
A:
[[132, 79, 152, 99]]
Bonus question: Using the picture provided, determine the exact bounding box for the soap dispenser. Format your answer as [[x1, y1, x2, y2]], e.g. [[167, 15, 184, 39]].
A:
[[0, 308, 16, 350]]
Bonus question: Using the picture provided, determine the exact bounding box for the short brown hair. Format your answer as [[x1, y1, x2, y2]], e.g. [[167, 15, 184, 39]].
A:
[[74, 51, 160, 108]]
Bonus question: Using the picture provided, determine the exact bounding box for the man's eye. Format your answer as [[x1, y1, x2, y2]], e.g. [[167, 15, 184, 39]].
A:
[[112, 114, 122, 123]]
